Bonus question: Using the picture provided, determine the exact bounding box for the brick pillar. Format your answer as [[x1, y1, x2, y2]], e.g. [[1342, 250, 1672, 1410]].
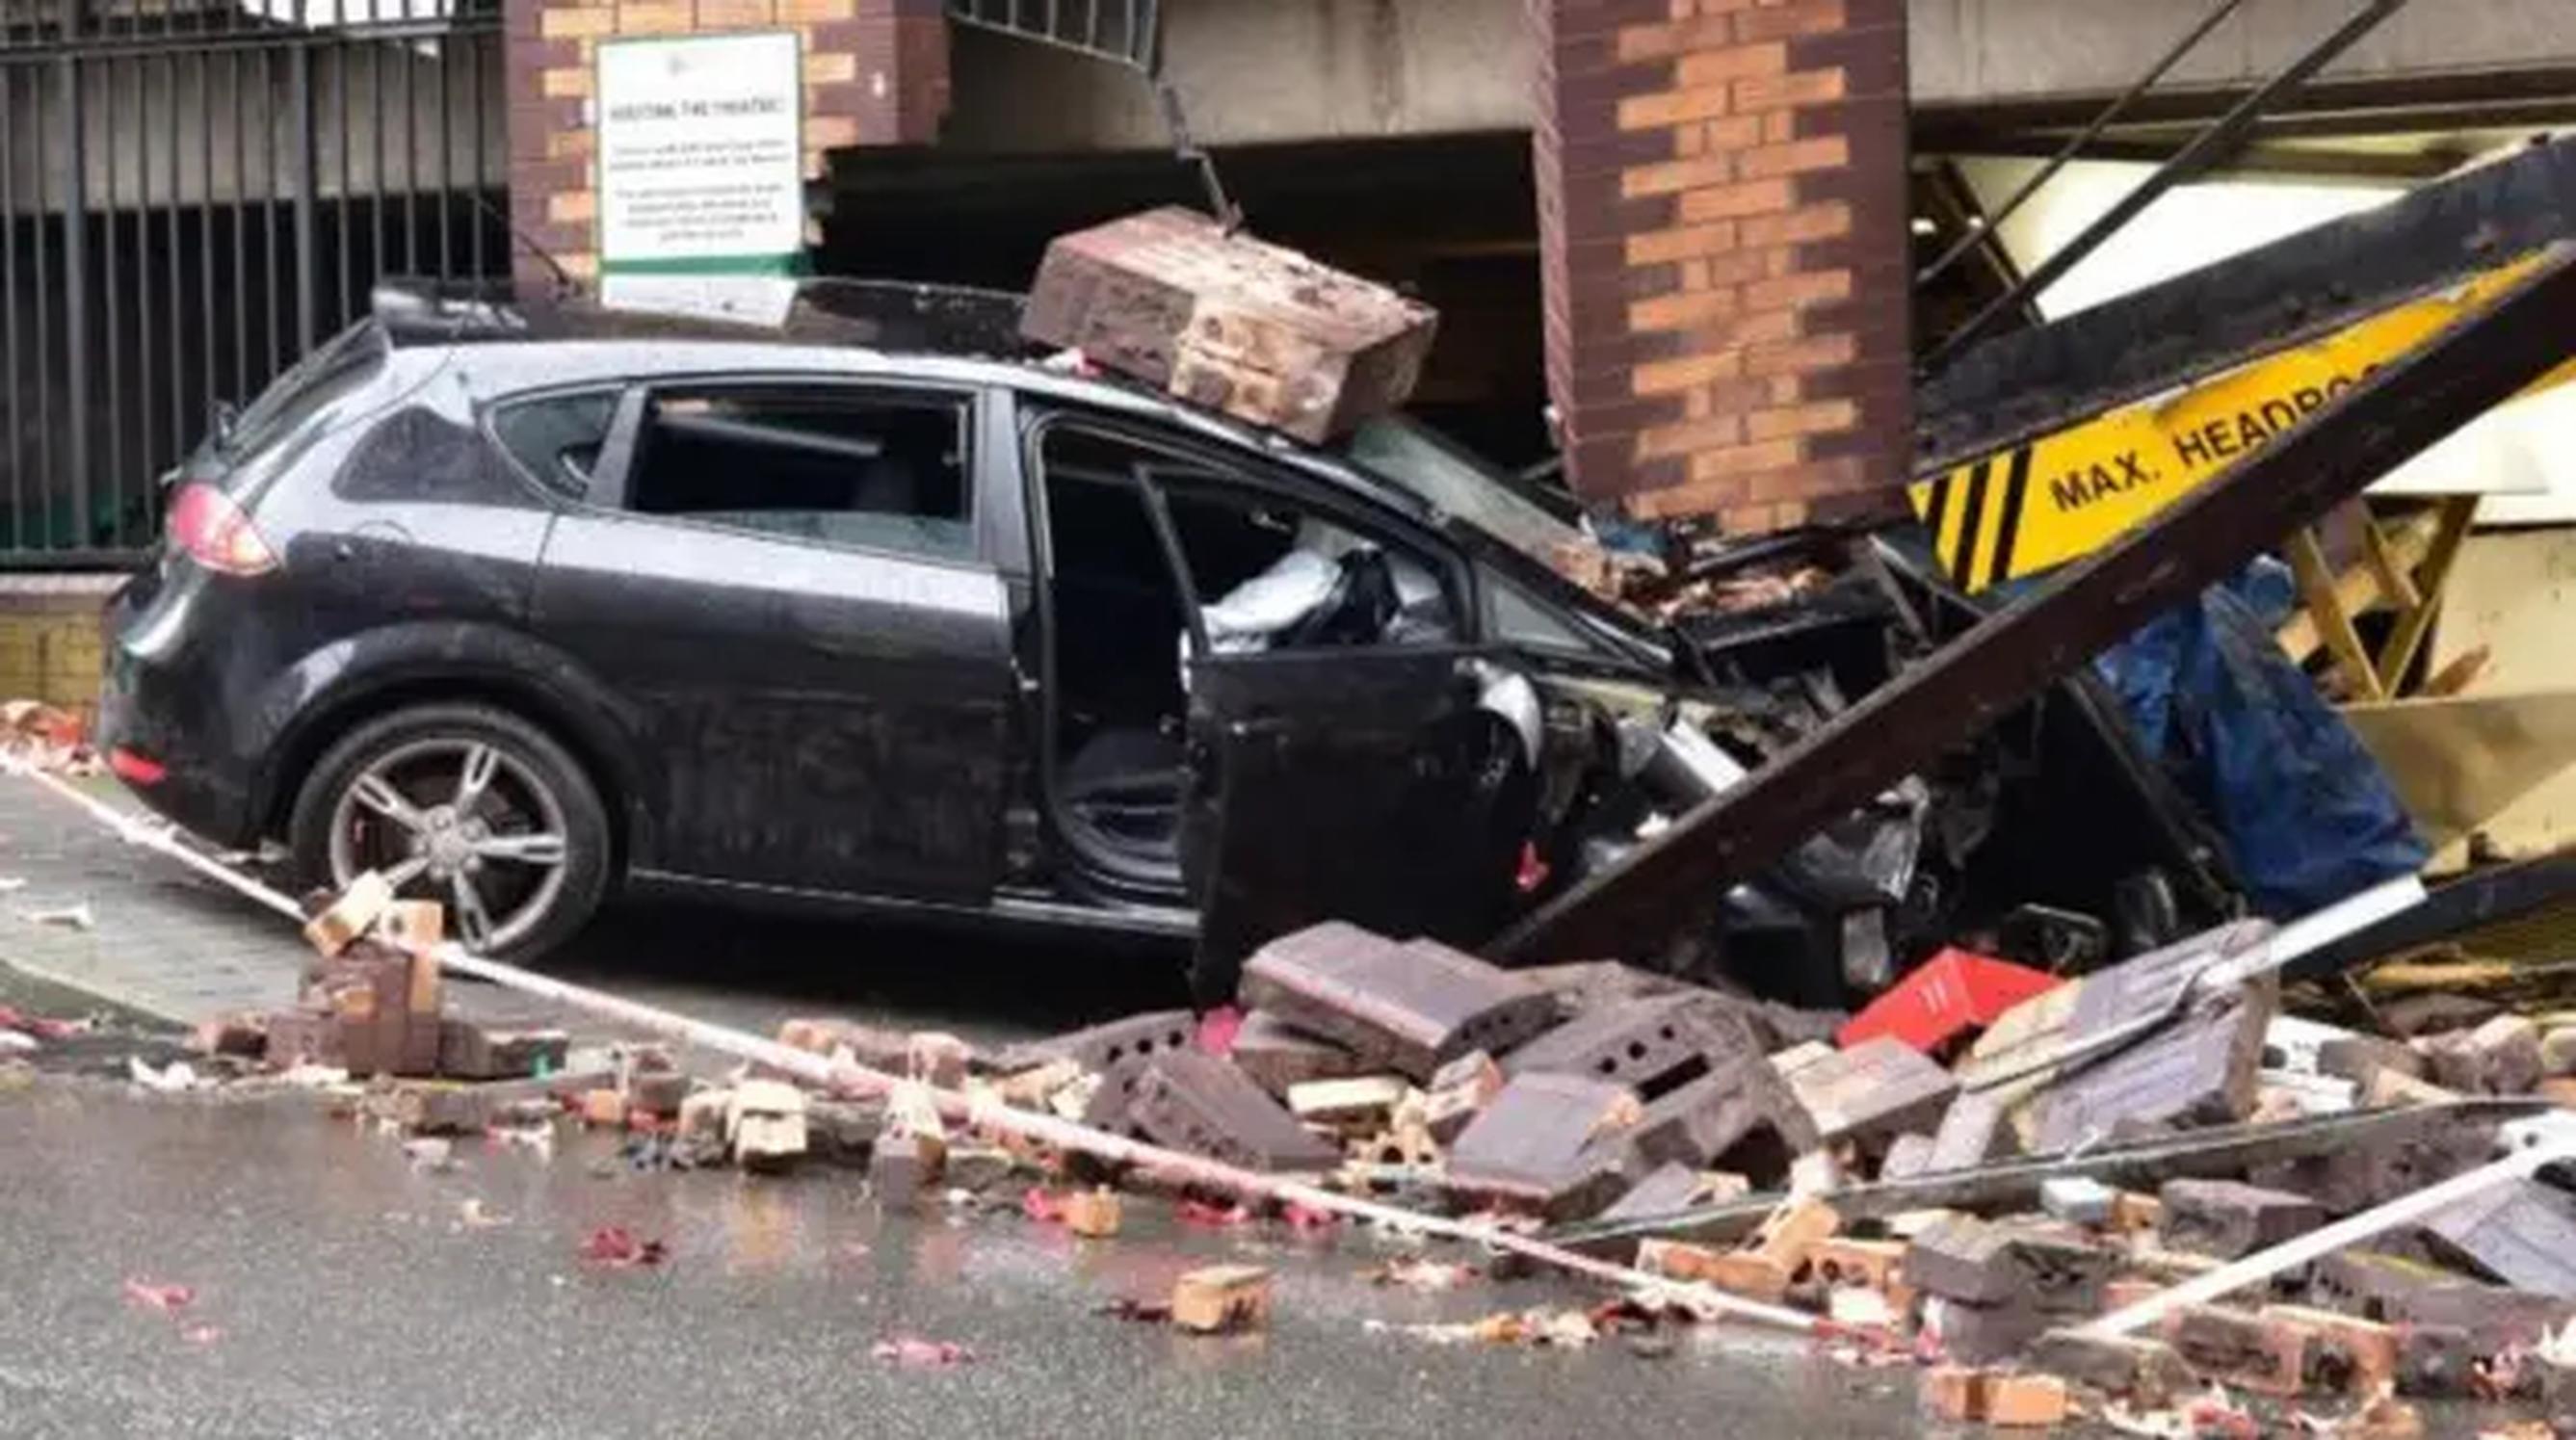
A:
[[1534, 0, 1910, 534], [503, 0, 951, 299]]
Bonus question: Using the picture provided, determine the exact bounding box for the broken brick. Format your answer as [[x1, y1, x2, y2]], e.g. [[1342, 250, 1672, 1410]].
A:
[[1906, 1214, 2113, 1315], [1927, 1088, 2012, 1172], [1170, 1264, 1272, 1334], [997, 1010, 1196, 1076], [1879, 1134, 1937, 1182], [1920, 1364, 1987, 1422], [1929, 1296, 2051, 1365], [1983, 1373, 2069, 1428], [1748, 1198, 1840, 1271], [2161, 1304, 2306, 1397], [2313, 1250, 2576, 1351], [1127, 1052, 1340, 1173], [2395, 1322, 2477, 1398], [1595, 1163, 1704, 1225], [2420, 1176, 2576, 1297], [1503, 992, 1757, 1090], [1804, 1238, 1905, 1295], [1286, 1076, 1408, 1131], [2421, 1014, 2543, 1096], [2028, 1328, 2194, 1405], [2030, 996, 2270, 1153], [2316, 1032, 2428, 1087], [1448, 1072, 1643, 1219], [2158, 1179, 2325, 1259], [1238, 924, 1558, 1082], [264, 1008, 344, 1069], [1613, 1056, 1814, 1182], [436, 1019, 569, 1082], [1781, 1036, 1957, 1147], [1640, 1239, 1791, 1304], [1417, 1050, 1504, 1141], [1227, 1011, 1366, 1096], [1062, 1189, 1122, 1239], [2261, 1304, 2398, 1396]]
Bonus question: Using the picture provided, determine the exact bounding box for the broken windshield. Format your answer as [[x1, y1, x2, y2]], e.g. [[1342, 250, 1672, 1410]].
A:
[[1339, 415, 1582, 566]]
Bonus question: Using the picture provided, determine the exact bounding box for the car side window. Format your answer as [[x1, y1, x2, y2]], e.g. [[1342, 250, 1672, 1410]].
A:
[[490, 389, 618, 500], [623, 385, 974, 562], [1154, 474, 1460, 656]]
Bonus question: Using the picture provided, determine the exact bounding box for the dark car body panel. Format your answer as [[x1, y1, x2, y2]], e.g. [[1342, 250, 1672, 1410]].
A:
[[99, 301, 1682, 961]]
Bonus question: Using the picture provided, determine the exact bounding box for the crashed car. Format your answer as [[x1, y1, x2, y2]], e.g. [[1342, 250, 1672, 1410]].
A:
[[89, 282, 1685, 978], [97, 280, 2220, 997]]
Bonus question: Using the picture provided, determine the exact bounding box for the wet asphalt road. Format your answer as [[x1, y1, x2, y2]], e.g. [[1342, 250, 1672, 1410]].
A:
[[0, 1082, 1931, 1440]]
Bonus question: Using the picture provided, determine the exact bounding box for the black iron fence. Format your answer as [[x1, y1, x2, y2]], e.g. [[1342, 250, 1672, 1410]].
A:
[[0, 0, 506, 565]]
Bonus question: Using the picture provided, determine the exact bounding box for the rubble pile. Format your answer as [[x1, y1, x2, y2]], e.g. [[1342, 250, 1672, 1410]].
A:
[[713, 913, 2576, 1432]]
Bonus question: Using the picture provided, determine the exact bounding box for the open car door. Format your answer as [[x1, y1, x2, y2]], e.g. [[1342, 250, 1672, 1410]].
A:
[[1180, 645, 1536, 998]]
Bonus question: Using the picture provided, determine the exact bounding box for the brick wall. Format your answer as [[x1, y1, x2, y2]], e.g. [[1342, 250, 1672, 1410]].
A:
[[0, 579, 120, 725], [1534, 0, 1910, 534], [504, 0, 950, 298]]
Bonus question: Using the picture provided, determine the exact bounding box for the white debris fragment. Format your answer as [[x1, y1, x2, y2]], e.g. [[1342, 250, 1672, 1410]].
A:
[[18, 902, 92, 930], [0, 1030, 39, 1054], [125, 1057, 197, 1092], [0, 877, 27, 893]]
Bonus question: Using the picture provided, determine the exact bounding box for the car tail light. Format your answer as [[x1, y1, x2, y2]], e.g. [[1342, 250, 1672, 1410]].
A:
[[167, 483, 278, 577], [109, 746, 168, 786]]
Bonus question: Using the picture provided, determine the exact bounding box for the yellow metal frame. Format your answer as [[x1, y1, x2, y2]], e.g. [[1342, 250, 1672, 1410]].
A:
[[1909, 251, 2576, 595]]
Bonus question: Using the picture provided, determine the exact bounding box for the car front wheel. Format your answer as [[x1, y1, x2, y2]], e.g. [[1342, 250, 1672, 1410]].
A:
[[288, 703, 612, 960]]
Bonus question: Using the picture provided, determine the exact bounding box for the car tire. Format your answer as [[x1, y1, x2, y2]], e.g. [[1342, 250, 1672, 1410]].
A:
[[288, 702, 613, 962]]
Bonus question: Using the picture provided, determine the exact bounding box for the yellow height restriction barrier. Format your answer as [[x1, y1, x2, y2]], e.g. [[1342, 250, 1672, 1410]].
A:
[[1910, 251, 2576, 595]]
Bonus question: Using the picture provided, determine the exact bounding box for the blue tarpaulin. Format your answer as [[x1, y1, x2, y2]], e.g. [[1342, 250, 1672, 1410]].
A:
[[2093, 559, 2429, 918]]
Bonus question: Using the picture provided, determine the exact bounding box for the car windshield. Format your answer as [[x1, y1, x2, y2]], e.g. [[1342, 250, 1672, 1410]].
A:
[[1337, 415, 1670, 668], [1338, 415, 1581, 564]]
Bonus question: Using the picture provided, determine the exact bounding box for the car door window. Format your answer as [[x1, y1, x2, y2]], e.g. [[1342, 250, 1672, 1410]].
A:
[[1155, 480, 1459, 657], [623, 385, 974, 562], [490, 389, 618, 500]]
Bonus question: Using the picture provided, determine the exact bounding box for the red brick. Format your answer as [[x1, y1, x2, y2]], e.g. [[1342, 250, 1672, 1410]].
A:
[[1733, 67, 1846, 112], [1623, 155, 1738, 199], [1745, 331, 1857, 378], [1740, 203, 1852, 248], [1633, 348, 1746, 395], [1744, 270, 1853, 310], [1738, 135, 1851, 179], [1627, 222, 1740, 266], [1630, 286, 1742, 332], [1673, 40, 1788, 88], [1615, 14, 1735, 61], [1677, 177, 1794, 223], [1745, 400, 1858, 441], [1736, 0, 1847, 43], [1618, 86, 1735, 130], [1688, 436, 1804, 482], [1638, 414, 1748, 459]]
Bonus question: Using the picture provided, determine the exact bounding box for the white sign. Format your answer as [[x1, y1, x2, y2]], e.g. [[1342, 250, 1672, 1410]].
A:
[[595, 32, 803, 271]]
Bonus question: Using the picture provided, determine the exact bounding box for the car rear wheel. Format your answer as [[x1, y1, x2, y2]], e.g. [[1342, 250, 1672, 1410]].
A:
[[289, 703, 612, 960]]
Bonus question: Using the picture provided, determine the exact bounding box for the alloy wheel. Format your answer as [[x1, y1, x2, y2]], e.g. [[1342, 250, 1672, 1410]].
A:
[[326, 737, 572, 953]]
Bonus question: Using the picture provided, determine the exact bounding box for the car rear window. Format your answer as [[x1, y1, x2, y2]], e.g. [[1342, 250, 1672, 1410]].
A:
[[215, 321, 390, 464]]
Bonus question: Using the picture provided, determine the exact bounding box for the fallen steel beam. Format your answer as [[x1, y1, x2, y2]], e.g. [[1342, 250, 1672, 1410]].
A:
[[2083, 1137, 2576, 1340], [2282, 848, 2576, 982], [1919, 133, 2576, 471], [1493, 244, 2576, 967], [1548, 1100, 2548, 1254]]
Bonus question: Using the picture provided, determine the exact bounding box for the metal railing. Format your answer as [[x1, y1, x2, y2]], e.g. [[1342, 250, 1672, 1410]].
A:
[[0, 0, 503, 565], [944, 0, 1160, 71]]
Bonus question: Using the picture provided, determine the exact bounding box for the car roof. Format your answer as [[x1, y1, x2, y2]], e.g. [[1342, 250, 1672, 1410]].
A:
[[380, 278, 1440, 524]]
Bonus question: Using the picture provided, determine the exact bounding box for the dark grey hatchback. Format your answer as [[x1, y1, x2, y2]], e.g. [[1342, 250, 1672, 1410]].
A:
[[99, 282, 1689, 990]]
